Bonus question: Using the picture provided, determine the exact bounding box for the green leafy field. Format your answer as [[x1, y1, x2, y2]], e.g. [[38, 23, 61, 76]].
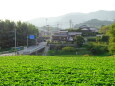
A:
[[0, 55, 115, 86]]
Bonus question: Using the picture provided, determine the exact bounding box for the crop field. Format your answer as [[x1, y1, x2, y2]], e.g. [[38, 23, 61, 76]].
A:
[[0, 55, 115, 86]]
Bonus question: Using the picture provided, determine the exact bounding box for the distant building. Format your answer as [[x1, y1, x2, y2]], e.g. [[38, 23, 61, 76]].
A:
[[52, 30, 82, 42], [78, 25, 98, 36], [52, 30, 68, 42], [51, 25, 99, 42], [68, 32, 82, 41]]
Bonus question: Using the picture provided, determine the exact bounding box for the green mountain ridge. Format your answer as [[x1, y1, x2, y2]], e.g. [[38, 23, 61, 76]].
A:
[[74, 19, 113, 28], [27, 10, 115, 28]]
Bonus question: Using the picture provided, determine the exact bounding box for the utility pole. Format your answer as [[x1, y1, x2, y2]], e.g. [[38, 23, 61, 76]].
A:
[[57, 23, 59, 31], [14, 25, 17, 55], [72, 23, 74, 29], [57, 23, 59, 28], [27, 35, 28, 47], [46, 18, 48, 26], [69, 19, 72, 29], [36, 34, 38, 46], [36, 34, 38, 55], [47, 25, 50, 35]]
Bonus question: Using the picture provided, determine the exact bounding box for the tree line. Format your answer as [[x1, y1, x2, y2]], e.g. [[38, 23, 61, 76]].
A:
[[0, 20, 39, 49], [95, 23, 115, 55]]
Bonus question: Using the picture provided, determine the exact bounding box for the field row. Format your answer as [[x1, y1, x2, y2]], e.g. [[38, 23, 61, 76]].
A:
[[0, 55, 115, 85]]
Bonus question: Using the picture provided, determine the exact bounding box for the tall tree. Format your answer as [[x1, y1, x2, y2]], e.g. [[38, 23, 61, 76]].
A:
[[99, 25, 110, 34], [108, 23, 115, 55], [0, 20, 39, 49], [74, 36, 85, 47]]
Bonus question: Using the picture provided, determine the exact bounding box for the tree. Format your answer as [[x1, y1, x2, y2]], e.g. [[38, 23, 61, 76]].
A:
[[0, 20, 39, 49], [0, 20, 15, 48], [101, 35, 109, 43], [99, 25, 110, 34], [16, 21, 39, 46], [85, 43, 108, 55], [108, 23, 115, 55], [74, 36, 85, 47]]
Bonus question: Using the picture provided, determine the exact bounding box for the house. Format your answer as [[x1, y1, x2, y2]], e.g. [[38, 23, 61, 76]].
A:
[[51, 25, 99, 42], [38, 29, 51, 42], [52, 30, 82, 42], [51, 30, 68, 42], [68, 32, 82, 41], [78, 25, 98, 36]]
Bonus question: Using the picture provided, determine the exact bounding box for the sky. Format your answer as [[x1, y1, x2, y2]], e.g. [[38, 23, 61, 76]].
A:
[[0, 0, 115, 21]]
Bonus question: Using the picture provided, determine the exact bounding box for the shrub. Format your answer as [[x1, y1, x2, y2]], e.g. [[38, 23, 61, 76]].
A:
[[87, 37, 96, 42], [47, 50, 76, 56], [85, 43, 108, 55], [62, 47, 76, 52]]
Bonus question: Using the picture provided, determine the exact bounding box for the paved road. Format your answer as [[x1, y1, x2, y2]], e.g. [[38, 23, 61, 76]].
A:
[[0, 52, 15, 56], [0, 42, 47, 56], [18, 42, 47, 55]]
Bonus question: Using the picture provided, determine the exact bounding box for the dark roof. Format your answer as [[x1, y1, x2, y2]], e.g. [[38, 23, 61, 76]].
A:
[[79, 25, 90, 30], [52, 34, 68, 37]]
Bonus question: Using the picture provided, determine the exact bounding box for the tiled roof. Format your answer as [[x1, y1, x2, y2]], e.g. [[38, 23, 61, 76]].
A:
[[52, 34, 68, 37], [68, 32, 82, 35]]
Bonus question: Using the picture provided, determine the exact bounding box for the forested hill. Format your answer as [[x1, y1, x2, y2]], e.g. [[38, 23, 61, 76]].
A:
[[28, 10, 115, 28], [74, 19, 113, 28]]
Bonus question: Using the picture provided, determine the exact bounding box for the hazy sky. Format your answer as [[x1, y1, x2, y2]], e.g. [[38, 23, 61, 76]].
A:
[[0, 0, 115, 21]]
